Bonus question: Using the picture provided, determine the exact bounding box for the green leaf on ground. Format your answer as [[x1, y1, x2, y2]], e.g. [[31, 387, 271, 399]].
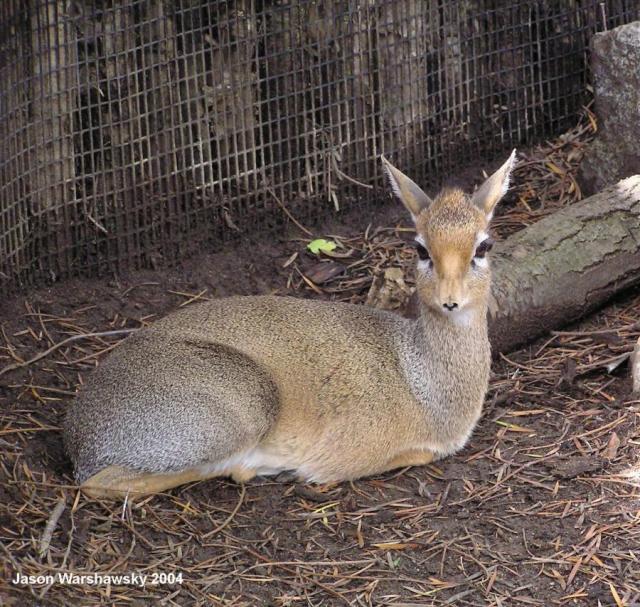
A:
[[307, 239, 337, 255]]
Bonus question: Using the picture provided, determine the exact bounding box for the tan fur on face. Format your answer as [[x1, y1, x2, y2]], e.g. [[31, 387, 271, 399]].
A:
[[415, 189, 490, 313]]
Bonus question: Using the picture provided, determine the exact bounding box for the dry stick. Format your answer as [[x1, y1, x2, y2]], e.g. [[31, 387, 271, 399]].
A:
[[61, 341, 122, 366], [266, 186, 313, 236], [1, 323, 22, 363], [38, 496, 66, 558], [242, 545, 352, 605], [60, 506, 75, 570], [202, 483, 246, 539], [0, 329, 138, 378], [330, 152, 374, 190]]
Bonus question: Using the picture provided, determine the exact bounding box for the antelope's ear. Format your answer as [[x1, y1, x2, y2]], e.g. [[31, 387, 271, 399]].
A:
[[472, 149, 517, 220], [381, 155, 433, 221]]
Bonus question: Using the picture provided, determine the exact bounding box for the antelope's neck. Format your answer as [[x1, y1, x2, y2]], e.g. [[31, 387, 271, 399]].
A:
[[415, 302, 489, 354], [400, 301, 491, 416]]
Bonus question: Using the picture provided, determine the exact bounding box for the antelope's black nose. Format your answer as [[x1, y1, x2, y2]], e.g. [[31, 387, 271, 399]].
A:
[[443, 302, 458, 311]]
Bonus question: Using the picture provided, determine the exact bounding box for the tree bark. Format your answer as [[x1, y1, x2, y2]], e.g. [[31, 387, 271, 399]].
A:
[[488, 175, 640, 353]]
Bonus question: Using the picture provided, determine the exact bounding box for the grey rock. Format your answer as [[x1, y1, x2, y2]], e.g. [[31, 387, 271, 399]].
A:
[[579, 21, 640, 195]]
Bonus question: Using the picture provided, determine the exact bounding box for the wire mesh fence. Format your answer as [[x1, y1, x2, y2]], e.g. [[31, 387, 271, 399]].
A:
[[0, 0, 638, 292]]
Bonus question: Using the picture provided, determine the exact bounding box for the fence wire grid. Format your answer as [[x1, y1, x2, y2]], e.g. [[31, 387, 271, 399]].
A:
[[0, 0, 638, 291]]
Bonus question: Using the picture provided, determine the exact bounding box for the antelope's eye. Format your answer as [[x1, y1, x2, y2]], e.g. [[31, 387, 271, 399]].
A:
[[474, 238, 494, 258], [415, 243, 430, 261]]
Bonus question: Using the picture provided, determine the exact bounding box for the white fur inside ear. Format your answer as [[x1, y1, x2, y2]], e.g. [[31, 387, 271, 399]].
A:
[[383, 163, 404, 202], [500, 148, 517, 199], [381, 155, 433, 219], [416, 234, 426, 246], [473, 149, 517, 220]]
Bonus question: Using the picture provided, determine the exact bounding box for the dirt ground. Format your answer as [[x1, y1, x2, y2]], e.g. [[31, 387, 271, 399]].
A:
[[1, 121, 639, 606]]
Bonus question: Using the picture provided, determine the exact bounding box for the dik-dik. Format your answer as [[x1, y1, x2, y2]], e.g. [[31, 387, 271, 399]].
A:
[[64, 152, 516, 498]]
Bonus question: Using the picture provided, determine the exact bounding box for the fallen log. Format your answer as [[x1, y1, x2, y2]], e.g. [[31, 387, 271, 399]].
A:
[[489, 175, 640, 353]]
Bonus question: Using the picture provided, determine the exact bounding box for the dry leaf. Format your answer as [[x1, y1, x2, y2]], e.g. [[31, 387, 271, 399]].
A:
[[305, 261, 345, 284], [602, 432, 620, 460]]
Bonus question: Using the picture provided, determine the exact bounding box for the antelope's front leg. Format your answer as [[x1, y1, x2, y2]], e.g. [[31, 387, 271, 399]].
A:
[[229, 466, 258, 483], [387, 449, 434, 471]]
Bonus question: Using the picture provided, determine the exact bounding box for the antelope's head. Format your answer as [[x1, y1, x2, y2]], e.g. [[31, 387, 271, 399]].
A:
[[382, 151, 516, 324]]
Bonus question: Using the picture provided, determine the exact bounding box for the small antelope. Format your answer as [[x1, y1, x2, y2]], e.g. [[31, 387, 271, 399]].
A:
[[64, 152, 516, 498]]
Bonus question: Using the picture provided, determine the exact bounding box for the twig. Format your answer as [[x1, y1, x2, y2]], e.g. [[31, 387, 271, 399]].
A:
[[39, 497, 66, 558], [331, 153, 374, 190], [0, 329, 138, 377], [266, 186, 313, 236], [202, 483, 246, 539]]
